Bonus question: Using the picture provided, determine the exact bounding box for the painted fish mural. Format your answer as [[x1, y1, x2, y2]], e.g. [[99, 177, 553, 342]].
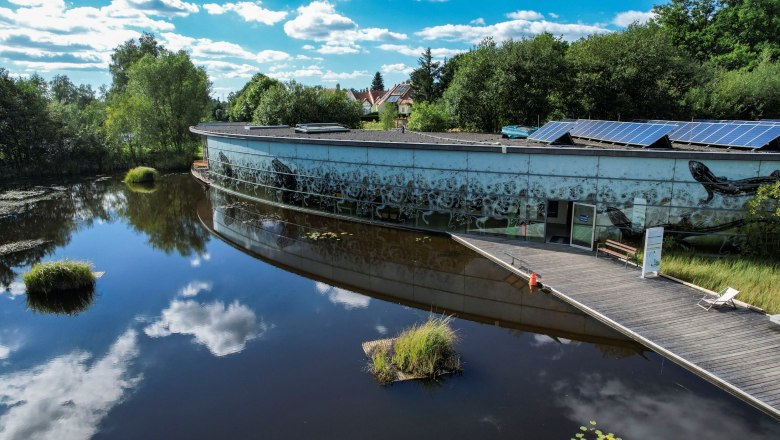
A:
[[689, 161, 780, 204], [606, 206, 746, 241]]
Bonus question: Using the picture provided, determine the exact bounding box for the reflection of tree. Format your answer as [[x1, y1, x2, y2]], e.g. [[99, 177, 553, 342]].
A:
[[120, 174, 210, 256], [0, 179, 116, 290], [26, 288, 95, 315]]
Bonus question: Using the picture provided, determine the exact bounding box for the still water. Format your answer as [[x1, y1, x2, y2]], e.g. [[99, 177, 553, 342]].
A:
[[0, 174, 778, 439]]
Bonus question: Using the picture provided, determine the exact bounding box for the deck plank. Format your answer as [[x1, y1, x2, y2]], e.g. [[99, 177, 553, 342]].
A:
[[452, 233, 780, 420]]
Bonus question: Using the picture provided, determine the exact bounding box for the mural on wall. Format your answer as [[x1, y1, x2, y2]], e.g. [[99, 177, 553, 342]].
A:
[[689, 161, 780, 204], [207, 138, 780, 244]]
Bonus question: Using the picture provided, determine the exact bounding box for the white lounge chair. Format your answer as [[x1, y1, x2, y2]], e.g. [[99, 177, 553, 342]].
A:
[[697, 287, 740, 311]]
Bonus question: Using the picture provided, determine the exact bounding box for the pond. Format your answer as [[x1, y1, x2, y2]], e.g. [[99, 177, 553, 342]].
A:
[[1, 174, 778, 439]]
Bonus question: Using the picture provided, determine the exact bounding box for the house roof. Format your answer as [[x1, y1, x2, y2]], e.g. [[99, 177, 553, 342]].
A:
[[376, 82, 413, 106], [350, 88, 386, 105]]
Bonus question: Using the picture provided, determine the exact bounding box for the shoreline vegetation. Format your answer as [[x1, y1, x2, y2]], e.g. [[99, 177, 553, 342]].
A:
[[662, 253, 780, 314], [23, 260, 96, 295]]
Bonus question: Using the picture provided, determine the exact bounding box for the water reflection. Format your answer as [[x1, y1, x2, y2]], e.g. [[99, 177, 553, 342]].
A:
[[178, 280, 213, 297], [26, 288, 96, 316], [0, 175, 211, 293], [0, 329, 141, 440], [554, 373, 780, 438], [144, 300, 264, 357], [201, 187, 639, 351]]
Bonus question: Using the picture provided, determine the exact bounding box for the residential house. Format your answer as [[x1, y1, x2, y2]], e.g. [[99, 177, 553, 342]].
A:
[[347, 88, 386, 115], [376, 82, 413, 117]]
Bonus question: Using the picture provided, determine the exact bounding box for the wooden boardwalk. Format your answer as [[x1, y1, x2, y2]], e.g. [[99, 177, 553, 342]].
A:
[[452, 233, 780, 419]]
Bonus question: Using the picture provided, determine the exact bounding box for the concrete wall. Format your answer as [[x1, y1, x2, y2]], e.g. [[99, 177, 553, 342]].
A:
[[205, 134, 780, 246]]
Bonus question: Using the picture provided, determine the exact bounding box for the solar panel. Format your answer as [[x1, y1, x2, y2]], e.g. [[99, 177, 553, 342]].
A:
[[386, 95, 400, 103], [570, 120, 676, 147], [669, 122, 780, 149], [528, 121, 576, 144]]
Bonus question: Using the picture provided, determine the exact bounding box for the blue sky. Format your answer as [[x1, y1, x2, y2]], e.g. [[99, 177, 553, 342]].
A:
[[0, 0, 659, 98]]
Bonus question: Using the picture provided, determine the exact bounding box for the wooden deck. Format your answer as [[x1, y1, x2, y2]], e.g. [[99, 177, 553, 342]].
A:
[[452, 233, 780, 420]]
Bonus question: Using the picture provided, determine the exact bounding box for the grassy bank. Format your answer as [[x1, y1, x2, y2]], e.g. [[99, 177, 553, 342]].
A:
[[662, 253, 780, 314]]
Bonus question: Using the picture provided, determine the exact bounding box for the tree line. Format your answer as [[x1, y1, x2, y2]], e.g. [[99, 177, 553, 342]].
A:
[[0, 33, 213, 179], [404, 0, 780, 132]]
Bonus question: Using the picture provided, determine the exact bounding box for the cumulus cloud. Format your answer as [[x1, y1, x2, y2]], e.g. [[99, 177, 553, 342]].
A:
[[555, 374, 780, 439], [178, 280, 213, 297], [2, 282, 26, 299], [469, 18, 485, 25], [322, 70, 369, 81], [612, 10, 656, 27], [0, 329, 141, 440], [267, 68, 323, 80], [144, 299, 263, 357], [376, 44, 465, 59], [161, 32, 290, 64], [506, 10, 543, 21], [381, 63, 413, 75], [315, 282, 370, 310], [284, 1, 406, 55], [0, 0, 180, 72], [416, 17, 610, 43], [203, 1, 287, 25]]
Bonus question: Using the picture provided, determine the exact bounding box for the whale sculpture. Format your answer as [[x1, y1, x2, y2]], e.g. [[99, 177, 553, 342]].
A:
[[688, 160, 780, 204]]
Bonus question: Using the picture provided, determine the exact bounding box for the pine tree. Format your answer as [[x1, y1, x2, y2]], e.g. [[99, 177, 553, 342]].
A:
[[410, 48, 442, 102], [371, 72, 385, 91]]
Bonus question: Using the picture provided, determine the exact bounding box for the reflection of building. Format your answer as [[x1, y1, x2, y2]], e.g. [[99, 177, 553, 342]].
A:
[[197, 187, 639, 350], [192, 124, 780, 252]]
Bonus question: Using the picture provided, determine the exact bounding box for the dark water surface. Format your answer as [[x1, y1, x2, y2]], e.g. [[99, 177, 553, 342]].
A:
[[1, 174, 778, 439]]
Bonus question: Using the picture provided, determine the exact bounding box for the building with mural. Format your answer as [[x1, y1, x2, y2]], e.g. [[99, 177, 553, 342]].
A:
[[191, 121, 780, 252]]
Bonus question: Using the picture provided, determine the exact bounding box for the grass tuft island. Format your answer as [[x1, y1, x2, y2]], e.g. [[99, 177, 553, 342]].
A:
[[124, 166, 159, 184], [367, 316, 460, 384], [23, 260, 96, 294]]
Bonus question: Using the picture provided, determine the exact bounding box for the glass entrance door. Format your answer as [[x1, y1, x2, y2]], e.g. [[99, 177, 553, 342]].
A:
[[570, 203, 596, 250]]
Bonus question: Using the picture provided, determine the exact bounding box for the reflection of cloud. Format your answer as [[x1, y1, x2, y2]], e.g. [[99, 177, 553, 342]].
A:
[[2, 282, 25, 299], [555, 373, 780, 439], [315, 282, 370, 310], [144, 300, 262, 357], [178, 281, 213, 297], [189, 252, 211, 267], [0, 345, 10, 360], [0, 330, 141, 440], [375, 325, 388, 335], [531, 334, 573, 346]]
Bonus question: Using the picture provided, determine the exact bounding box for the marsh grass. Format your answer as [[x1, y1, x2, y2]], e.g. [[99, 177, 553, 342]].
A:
[[124, 166, 159, 184], [23, 260, 96, 295], [391, 316, 460, 377], [369, 345, 395, 385], [662, 252, 780, 314]]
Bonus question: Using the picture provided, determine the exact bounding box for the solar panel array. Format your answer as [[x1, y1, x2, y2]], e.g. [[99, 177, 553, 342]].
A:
[[570, 120, 678, 147], [667, 122, 780, 149], [528, 121, 576, 143]]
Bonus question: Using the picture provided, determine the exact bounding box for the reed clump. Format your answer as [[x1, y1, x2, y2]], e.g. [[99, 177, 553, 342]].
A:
[[369, 345, 395, 385], [124, 166, 159, 184], [391, 316, 460, 377], [23, 260, 96, 294], [662, 252, 780, 314]]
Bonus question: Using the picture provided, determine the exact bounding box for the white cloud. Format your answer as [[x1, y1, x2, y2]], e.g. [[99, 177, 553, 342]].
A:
[[416, 17, 610, 43], [203, 1, 287, 25], [178, 280, 213, 297], [161, 32, 290, 64], [267, 68, 323, 80], [612, 10, 656, 27], [0, 329, 141, 440], [122, 0, 199, 17], [144, 299, 263, 357], [190, 252, 211, 267], [315, 282, 370, 309], [322, 70, 369, 81], [506, 10, 543, 21], [0, 344, 10, 360], [555, 374, 780, 439], [376, 44, 465, 59], [284, 1, 406, 54], [375, 325, 388, 335], [469, 18, 484, 25], [301, 44, 315, 50], [381, 63, 413, 75], [548, 12, 559, 19], [2, 282, 26, 299]]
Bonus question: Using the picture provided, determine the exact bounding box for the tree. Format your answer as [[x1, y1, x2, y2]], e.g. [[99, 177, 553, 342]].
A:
[[49, 74, 95, 108], [410, 48, 442, 102], [654, 0, 721, 63], [106, 50, 211, 165], [443, 38, 502, 132], [371, 72, 385, 91], [226, 73, 281, 122], [745, 182, 780, 257], [379, 103, 398, 130], [438, 54, 464, 96], [407, 102, 450, 132], [566, 23, 697, 120], [252, 81, 362, 127], [0, 69, 55, 167], [109, 32, 163, 94]]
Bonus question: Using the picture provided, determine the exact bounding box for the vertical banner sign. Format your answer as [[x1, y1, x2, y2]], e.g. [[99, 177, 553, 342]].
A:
[[642, 227, 664, 278]]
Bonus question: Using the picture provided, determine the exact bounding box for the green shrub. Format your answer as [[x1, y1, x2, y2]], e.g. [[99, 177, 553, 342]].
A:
[[379, 104, 398, 130], [361, 120, 384, 130], [124, 166, 159, 183], [407, 101, 451, 132], [369, 345, 395, 384], [23, 260, 96, 294], [391, 316, 459, 377]]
